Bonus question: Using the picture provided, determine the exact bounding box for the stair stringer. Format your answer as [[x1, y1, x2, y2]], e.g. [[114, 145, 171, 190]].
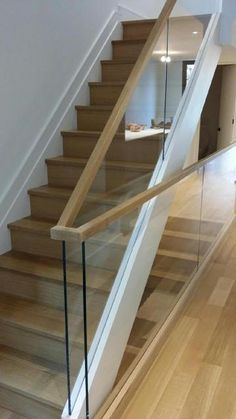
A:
[[65, 13, 222, 419]]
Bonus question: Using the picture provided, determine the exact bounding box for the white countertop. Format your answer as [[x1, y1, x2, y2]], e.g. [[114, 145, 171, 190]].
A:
[[125, 128, 170, 141]]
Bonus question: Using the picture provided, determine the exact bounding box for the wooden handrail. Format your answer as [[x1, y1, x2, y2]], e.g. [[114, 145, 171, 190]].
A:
[[54, 0, 177, 230], [51, 142, 236, 242]]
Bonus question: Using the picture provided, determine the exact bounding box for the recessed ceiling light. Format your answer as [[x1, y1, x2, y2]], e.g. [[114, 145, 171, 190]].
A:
[[161, 55, 171, 63], [192, 31, 199, 35]]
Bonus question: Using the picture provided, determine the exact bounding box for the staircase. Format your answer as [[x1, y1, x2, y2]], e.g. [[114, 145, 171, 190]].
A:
[[0, 15, 221, 419], [0, 19, 160, 419]]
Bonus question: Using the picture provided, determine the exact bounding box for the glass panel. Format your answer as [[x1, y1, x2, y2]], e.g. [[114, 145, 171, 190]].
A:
[[63, 4, 217, 415], [83, 206, 141, 344], [72, 12, 211, 229], [62, 240, 86, 413], [78, 206, 143, 412], [124, 169, 204, 366], [199, 146, 236, 261], [71, 145, 236, 403], [78, 167, 204, 389], [117, 147, 236, 384], [64, 206, 143, 412]]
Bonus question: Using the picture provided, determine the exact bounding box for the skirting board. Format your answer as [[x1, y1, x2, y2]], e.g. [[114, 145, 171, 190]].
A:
[[0, 4, 146, 254], [95, 214, 235, 419]]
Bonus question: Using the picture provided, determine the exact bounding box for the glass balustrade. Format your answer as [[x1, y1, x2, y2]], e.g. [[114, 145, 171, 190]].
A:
[[77, 144, 236, 417], [58, 2, 223, 417]]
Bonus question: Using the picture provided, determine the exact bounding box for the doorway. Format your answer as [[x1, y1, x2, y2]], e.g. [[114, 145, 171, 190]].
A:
[[217, 65, 236, 149], [199, 66, 223, 159]]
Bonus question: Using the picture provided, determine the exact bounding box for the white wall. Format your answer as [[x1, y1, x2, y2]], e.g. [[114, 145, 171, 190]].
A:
[[0, 0, 145, 202], [220, 0, 236, 46], [125, 61, 159, 127], [126, 59, 183, 128], [172, 0, 222, 16]]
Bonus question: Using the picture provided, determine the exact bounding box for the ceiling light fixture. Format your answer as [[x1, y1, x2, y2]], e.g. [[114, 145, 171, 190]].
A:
[[192, 31, 199, 35], [160, 55, 171, 63]]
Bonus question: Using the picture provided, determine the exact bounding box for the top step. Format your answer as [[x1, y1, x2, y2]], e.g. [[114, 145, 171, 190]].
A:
[[122, 19, 156, 40]]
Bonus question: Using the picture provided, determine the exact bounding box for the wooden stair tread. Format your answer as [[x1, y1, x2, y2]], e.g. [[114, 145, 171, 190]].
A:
[[122, 19, 156, 25], [0, 345, 66, 409], [8, 215, 213, 263], [87, 226, 211, 259], [160, 233, 211, 257], [28, 185, 72, 199], [167, 216, 223, 236], [8, 217, 53, 236], [88, 81, 126, 86], [61, 130, 125, 139], [86, 191, 125, 206], [28, 185, 123, 209], [8, 215, 211, 259], [9, 216, 125, 245], [0, 294, 84, 348], [62, 129, 162, 142], [90, 230, 132, 248], [91, 234, 201, 262], [153, 255, 197, 278], [46, 156, 154, 172], [112, 39, 146, 45], [163, 229, 213, 242], [75, 105, 115, 111], [101, 59, 137, 64], [97, 172, 150, 197], [157, 249, 199, 262], [0, 250, 114, 293], [150, 269, 189, 283]]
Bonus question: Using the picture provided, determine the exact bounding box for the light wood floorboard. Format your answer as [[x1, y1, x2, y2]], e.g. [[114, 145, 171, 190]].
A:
[[118, 220, 236, 419]]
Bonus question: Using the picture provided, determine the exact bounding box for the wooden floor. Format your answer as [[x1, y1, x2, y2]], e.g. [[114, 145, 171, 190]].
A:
[[118, 219, 236, 419]]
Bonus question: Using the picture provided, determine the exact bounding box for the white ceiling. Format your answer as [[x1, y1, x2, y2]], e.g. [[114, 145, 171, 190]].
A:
[[152, 15, 236, 64]]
